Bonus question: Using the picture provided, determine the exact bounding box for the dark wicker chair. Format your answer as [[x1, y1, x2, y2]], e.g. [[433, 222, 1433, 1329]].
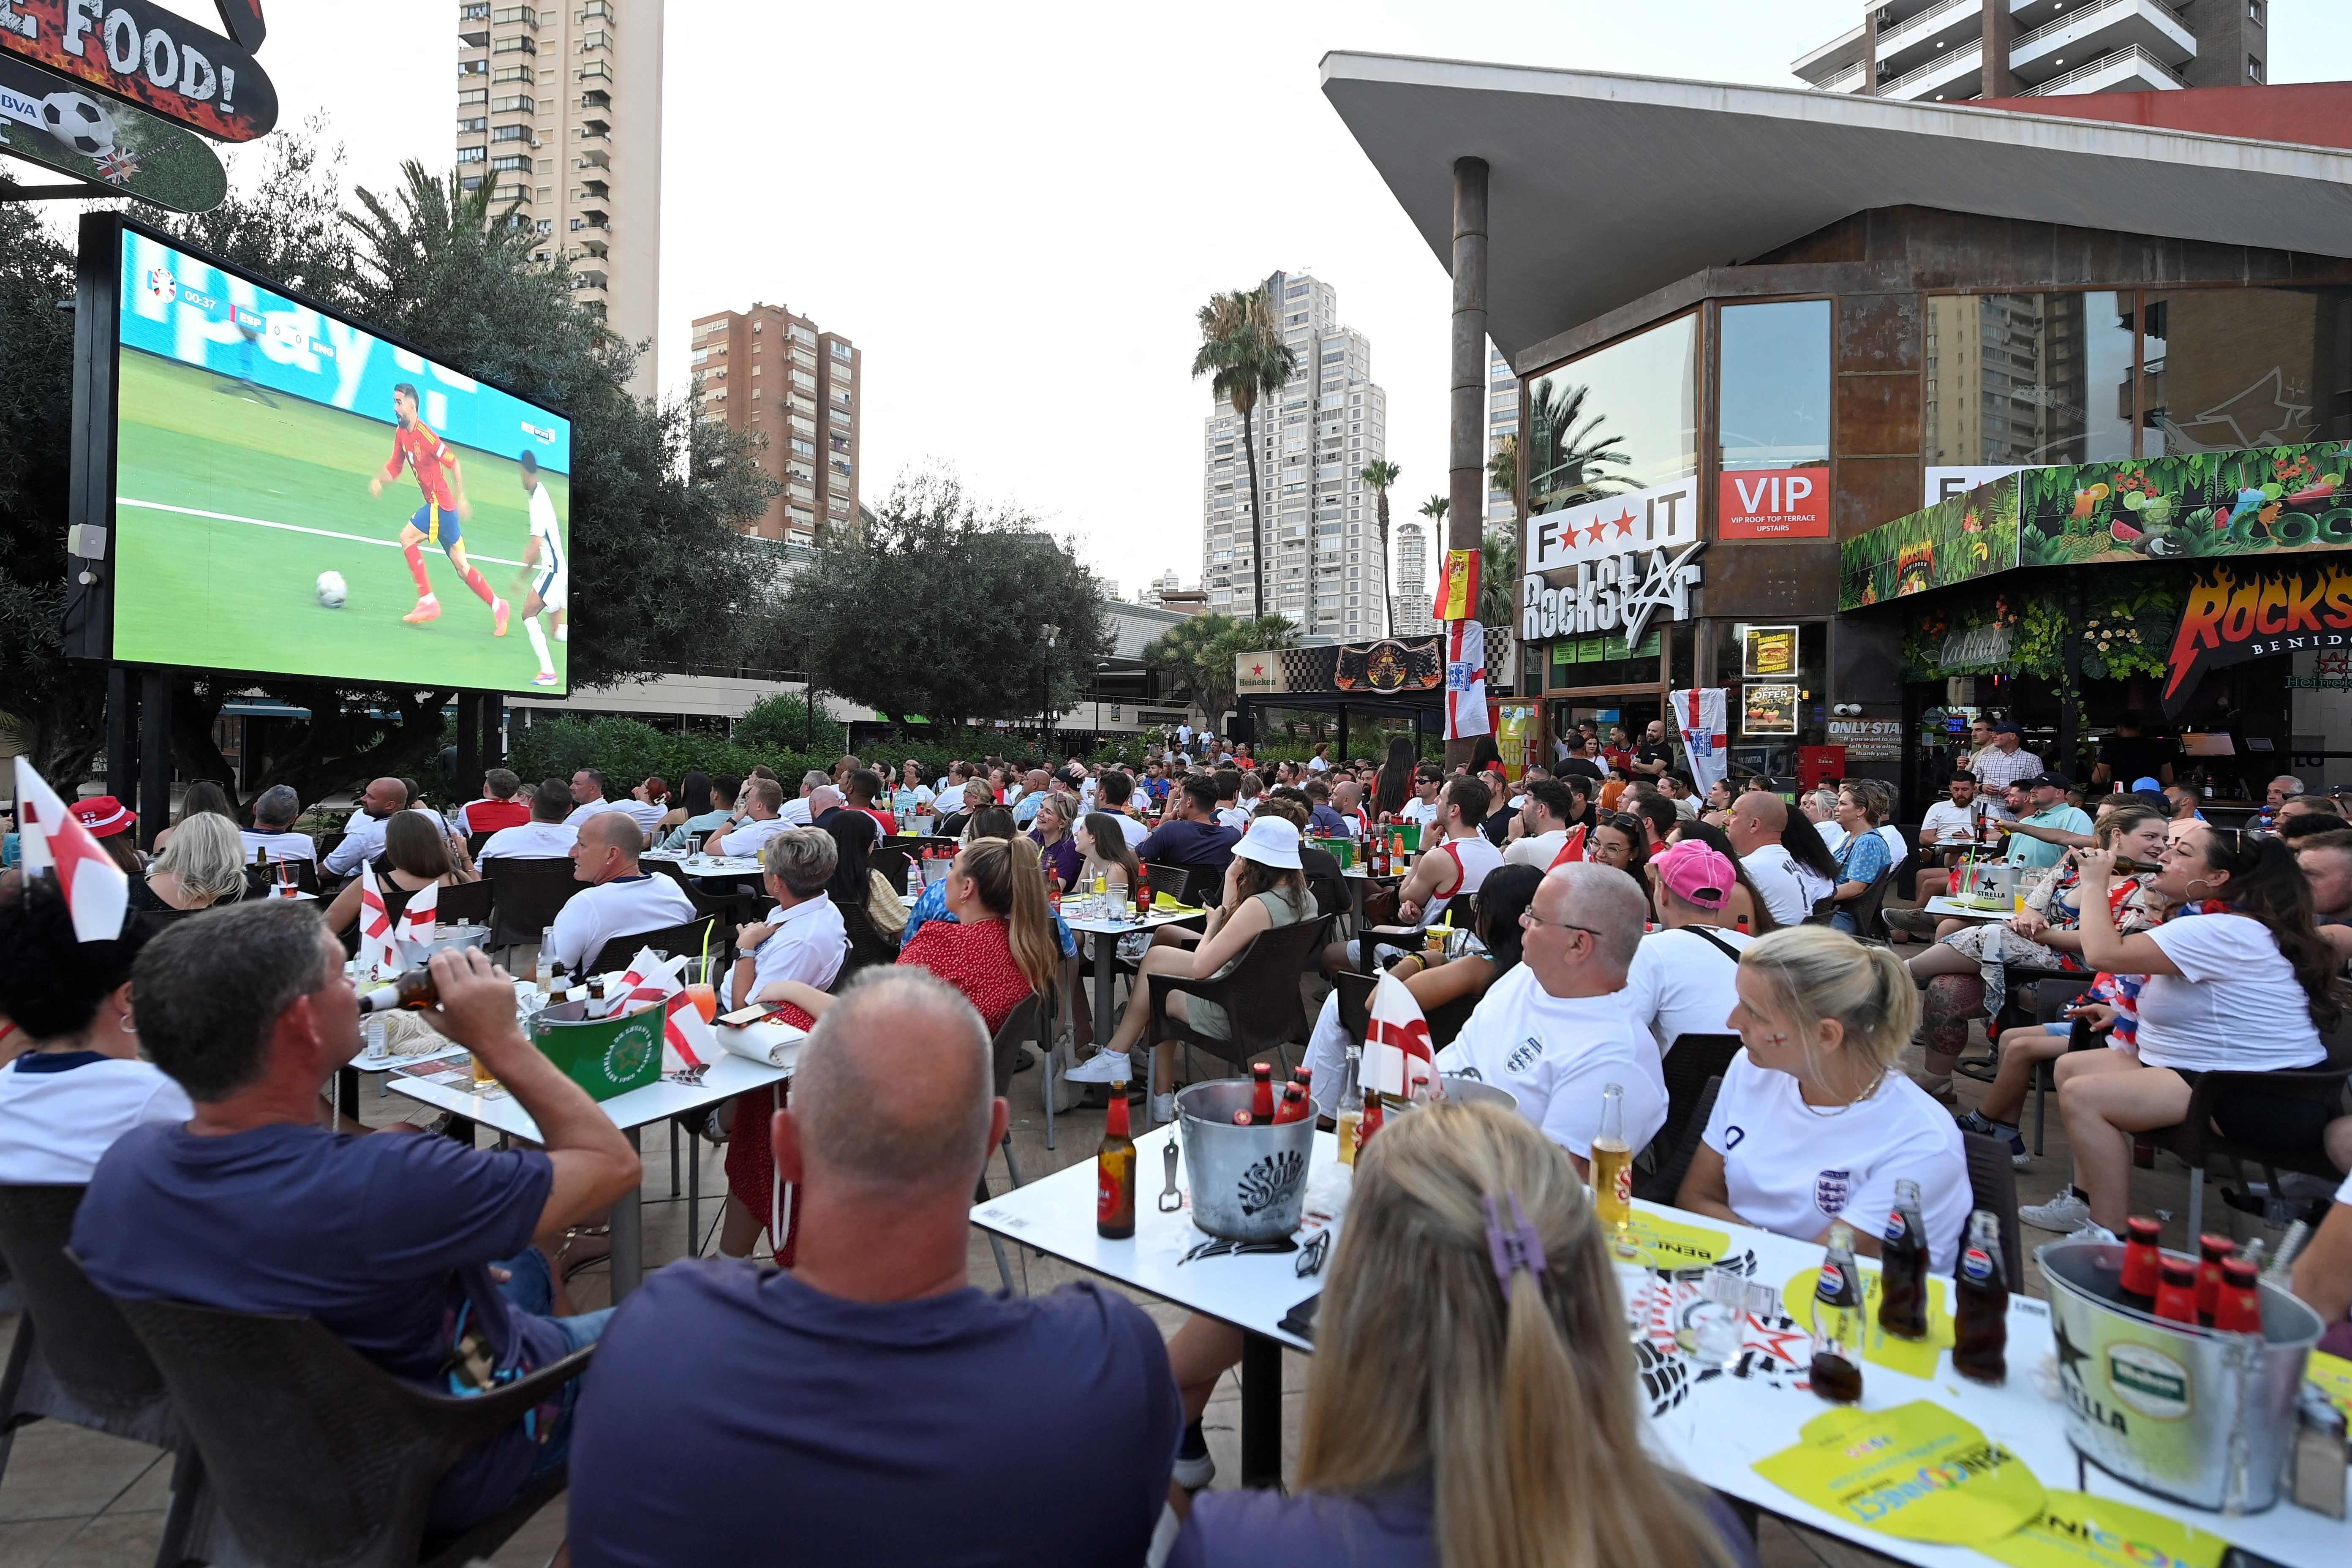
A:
[[464, 830, 494, 859], [583, 915, 723, 980], [427, 878, 494, 927], [113, 1290, 588, 1568], [242, 858, 321, 899], [1141, 863, 1200, 909], [1659, 1033, 1742, 1162], [867, 844, 912, 899], [1960, 1132, 2026, 1292], [1635, 1076, 1721, 1205], [977, 994, 1045, 1293], [2140, 1021, 2352, 1240], [480, 858, 584, 950], [1143, 915, 1332, 1127], [836, 901, 899, 977], [1332, 970, 1376, 1046], [0, 1187, 198, 1568]]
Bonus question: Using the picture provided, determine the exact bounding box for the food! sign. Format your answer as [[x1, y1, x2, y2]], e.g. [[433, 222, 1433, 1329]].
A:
[[2163, 561, 2352, 716], [0, 0, 275, 141]]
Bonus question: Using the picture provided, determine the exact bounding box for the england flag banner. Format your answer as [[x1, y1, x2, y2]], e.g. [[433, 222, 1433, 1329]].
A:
[[1444, 619, 1491, 741], [11, 759, 128, 943], [1364, 969, 1437, 1101], [610, 947, 725, 1071], [1671, 687, 1729, 799], [395, 876, 439, 960], [355, 861, 400, 975]]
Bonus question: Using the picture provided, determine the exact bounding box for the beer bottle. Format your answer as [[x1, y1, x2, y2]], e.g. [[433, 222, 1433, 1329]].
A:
[[1334, 1047, 1365, 1166], [2194, 1233, 2237, 1325], [1290, 1065, 1312, 1100], [548, 960, 572, 1003], [1876, 1178, 1932, 1340], [2210, 1256, 2263, 1333], [1272, 1082, 1310, 1124], [2110, 855, 2164, 875], [2153, 1256, 2201, 1324], [358, 967, 438, 1014], [1357, 1088, 1386, 1154], [1095, 1082, 1137, 1240], [255, 844, 269, 871], [1809, 1222, 1865, 1404], [1250, 1062, 1276, 1123], [1589, 1083, 1634, 1249], [2118, 1215, 2162, 1308], [1951, 1210, 2009, 1384]]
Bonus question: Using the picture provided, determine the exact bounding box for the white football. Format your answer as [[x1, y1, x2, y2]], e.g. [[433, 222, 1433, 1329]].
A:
[[41, 91, 117, 158], [316, 571, 348, 609]]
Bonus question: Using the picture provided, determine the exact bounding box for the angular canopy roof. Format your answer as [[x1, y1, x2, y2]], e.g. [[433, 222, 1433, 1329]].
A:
[[1319, 54, 2352, 365]]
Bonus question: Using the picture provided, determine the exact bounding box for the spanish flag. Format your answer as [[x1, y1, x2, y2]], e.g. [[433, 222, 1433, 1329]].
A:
[[1433, 549, 1479, 624]]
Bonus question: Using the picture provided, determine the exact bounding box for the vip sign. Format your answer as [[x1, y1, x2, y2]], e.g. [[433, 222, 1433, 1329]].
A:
[[1719, 466, 1829, 540], [1524, 477, 1699, 574], [1521, 542, 1706, 653]]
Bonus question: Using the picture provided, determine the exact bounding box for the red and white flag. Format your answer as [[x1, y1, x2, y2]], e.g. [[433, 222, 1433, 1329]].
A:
[[614, 946, 720, 1072], [356, 861, 400, 974], [1364, 969, 1437, 1101], [1444, 619, 1491, 741], [398, 877, 439, 951], [11, 759, 129, 943]]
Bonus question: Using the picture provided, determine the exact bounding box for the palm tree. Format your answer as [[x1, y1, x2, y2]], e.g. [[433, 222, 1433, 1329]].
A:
[[1358, 459, 1401, 634], [1486, 433, 1519, 514], [1193, 287, 1298, 622], [1480, 524, 1518, 632], [1527, 381, 1632, 511], [1418, 495, 1448, 524]]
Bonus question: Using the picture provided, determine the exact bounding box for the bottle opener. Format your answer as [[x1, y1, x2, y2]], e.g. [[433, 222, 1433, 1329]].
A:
[[1157, 1139, 1183, 1212]]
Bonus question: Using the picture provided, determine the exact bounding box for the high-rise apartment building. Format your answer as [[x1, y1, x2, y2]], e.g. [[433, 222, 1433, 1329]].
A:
[[688, 303, 861, 544], [1391, 521, 1435, 637], [1200, 271, 1389, 638], [1793, 0, 2267, 102], [1486, 342, 1518, 532], [457, 1, 664, 397]]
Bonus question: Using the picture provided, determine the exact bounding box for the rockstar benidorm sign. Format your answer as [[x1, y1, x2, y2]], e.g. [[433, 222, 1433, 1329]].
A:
[[1521, 541, 1706, 653], [2162, 559, 2352, 716]]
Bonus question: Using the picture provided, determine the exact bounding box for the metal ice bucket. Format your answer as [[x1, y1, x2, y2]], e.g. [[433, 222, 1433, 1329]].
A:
[[1176, 1080, 1316, 1243], [2038, 1239, 2323, 1513], [394, 921, 490, 968]]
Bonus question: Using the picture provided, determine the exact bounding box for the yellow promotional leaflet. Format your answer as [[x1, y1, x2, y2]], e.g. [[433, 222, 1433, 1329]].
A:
[[1754, 1400, 2045, 1544], [1978, 1492, 2227, 1568], [2309, 1351, 2352, 1424], [1618, 1210, 1727, 1270], [1783, 1265, 1954, 1379]]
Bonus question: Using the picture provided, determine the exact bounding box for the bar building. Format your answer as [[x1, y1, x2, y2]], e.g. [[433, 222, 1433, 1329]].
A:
[[689, 303, 862, 544], [1325, 58, 2352, 810]]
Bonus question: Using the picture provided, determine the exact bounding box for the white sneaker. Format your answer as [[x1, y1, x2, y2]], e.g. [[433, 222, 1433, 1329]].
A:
[[1064, 1050, 1132, 1085], [1151, 1092, 1175, 1124], [2061, 1221, 2119, 1245], [2020, 1189, 2092, 1233]]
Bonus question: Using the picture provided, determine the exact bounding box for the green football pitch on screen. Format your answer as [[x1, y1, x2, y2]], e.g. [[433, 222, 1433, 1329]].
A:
[[110, 348, 572, 694]]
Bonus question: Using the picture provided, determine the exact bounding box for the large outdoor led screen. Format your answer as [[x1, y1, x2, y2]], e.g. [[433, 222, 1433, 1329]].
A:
[[106, 229, 573, 696]]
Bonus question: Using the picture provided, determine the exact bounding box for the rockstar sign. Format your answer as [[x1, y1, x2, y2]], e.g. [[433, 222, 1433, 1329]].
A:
[[1521, 541, 1707, 652]]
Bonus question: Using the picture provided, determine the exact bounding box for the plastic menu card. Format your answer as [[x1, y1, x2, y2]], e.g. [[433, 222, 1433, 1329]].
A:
[[1753, 1400, 2045, 1544], [1783, 1265, 1954, 1379], [1977, 1492, 2227, 1568]]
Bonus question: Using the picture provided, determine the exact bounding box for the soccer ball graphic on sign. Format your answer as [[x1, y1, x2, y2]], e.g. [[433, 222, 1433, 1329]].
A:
[[40, 92, 118, 158], [316, 572, 348, 610]]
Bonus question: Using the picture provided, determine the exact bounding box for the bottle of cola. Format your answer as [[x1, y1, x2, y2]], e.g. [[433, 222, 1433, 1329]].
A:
[[1876, 1178, 1931, 1341], [1809, 1222, 1865, 1404], [1951, 1210, 2009, 1384]]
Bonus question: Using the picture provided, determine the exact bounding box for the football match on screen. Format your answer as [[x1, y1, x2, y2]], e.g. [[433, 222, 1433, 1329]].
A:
[[109, 232, 573, 697]]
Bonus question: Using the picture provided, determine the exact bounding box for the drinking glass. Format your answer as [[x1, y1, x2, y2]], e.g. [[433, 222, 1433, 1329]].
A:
[[1612, 1260, 1653, 1340]]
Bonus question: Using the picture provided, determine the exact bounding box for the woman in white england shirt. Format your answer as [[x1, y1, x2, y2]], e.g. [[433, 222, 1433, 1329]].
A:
[[1678, 926, 1970, 1270], [2039, 827, 2337, 1237]]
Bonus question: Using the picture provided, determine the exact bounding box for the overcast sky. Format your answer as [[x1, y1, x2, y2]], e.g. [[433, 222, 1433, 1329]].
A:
[[111, 3, 2352, 599]]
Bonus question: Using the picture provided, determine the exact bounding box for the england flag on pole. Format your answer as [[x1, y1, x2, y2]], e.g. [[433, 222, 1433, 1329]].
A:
[[1671, 687, 1729, 800], [1363, 969, 1437, 1101], [1444, 619, 1491, 740], [11, 759, 128, 943]]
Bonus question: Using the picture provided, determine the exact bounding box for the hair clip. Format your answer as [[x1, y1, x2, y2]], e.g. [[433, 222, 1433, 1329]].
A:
[[1483, 1190, 1546, 1290]]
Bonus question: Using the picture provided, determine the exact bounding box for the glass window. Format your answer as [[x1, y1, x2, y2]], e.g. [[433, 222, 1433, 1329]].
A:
[[1526, 314, 1696, 516], [1923, 292, 2134, 466], [1718, 300, 1830, 471], [2142, 286, 2352, 452]]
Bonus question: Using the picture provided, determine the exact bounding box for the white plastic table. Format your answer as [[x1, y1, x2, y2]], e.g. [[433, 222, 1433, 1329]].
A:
[[389, 1021, 801, 1299], [972, 1128, 2347, 1566], [643, 852, 763, 881], [1060, 901, 1213, 1142]]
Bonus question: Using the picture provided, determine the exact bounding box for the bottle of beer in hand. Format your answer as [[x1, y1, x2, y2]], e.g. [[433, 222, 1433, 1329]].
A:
[[358, 967, 439, 1014], [1876, 1178, 1931, 1340], [1590, 1083, 1633, 1249], [1809, 1222, 1865, 1405], [1951, 1209, 2009, 1384], [1095, 1082, 1137, 1240]]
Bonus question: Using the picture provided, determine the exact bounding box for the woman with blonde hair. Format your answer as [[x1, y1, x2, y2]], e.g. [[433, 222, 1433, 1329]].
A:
[[1679, 926, 1969, 1270], [1170, 1100, 1752, 1567], [132, 813, 249, 912]]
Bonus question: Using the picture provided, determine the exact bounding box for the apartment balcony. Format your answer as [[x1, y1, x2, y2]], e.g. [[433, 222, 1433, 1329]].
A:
[[459, 29, 490, 48], [2020, 42, 2187, 94], [1876, 38, 1984, 100], [2009, 0, 2194, 90], [1873, 0, 1987, 84]]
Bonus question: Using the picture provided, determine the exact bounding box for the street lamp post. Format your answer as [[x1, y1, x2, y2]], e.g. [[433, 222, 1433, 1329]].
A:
[[1041, 624, 1060, 757]]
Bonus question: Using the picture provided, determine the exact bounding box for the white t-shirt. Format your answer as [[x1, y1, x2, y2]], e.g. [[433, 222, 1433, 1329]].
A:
[[1703, 1049, 1971, 1271], [1741, 845, 1816, 928], [240, 827, 317, 864], [1114, 814, 1151, 849], [0, 1053, 194, 1184], [1306, 756, 1329, 773], [1402, 798, 1442, 830], [717, 816, 790, 858], [1505, 828, 1570, 870], [1215, 806, 1251, 833], [1919, 799, 1979, 845], [564, 798, 634, 828], [2136, 914, 2325, 1073], [547, 872, 699, 973], [1815, 822, 1849, 857], [478, 820, 578, 861], [727, 893, 848, 1009], [1435, 968, 1669, 1161], [1876, 823, 1908, 864], [1621, 926, 1751, 1051], [616, 800, 668, 837], [779, 796, 815, 828]]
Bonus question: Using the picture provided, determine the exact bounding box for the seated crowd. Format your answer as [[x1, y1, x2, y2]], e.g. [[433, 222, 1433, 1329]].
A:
[[5, 733, 2352, 1563]]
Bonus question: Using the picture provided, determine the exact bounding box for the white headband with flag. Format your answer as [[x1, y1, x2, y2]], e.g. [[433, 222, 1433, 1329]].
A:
[[11, 760, 130, 944], [1364, 968, 1437, 1101]]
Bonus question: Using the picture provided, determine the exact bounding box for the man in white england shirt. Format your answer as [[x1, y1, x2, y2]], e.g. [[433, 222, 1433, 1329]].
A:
[[545, 813, 698, 972], [706, 777, 790, 858], [1504, 779, 1588, 870], [779, 770, 830, 828], [1620, 840, 1752, 1052], [1726, 789, 1818, 929], [478, 778, 581, 861], [563, 769, 631, 828], [516, 449, 567, 688], [322, 777, 408, 879], [1435, 862, 1668, 1173]]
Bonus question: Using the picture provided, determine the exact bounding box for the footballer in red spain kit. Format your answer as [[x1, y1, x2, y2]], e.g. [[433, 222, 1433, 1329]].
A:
[[369, 382, 509, 634]]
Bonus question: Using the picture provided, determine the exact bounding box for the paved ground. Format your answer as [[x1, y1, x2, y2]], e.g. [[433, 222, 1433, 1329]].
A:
[[0, 964, 2302, 1567]]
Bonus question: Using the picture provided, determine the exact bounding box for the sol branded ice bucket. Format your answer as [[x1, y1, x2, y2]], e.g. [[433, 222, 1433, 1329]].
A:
[[2037, 1239, 2322, 1512], [529, 997, 664, 1102], [1176, 1080, 1315, 1243]]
